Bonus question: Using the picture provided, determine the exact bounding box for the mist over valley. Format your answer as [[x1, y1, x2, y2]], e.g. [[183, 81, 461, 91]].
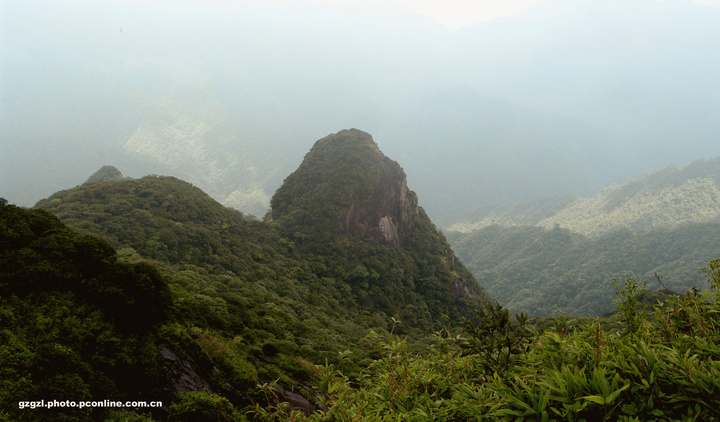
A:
[[3, 1, 720, 420], [4, 0, 720, 222]]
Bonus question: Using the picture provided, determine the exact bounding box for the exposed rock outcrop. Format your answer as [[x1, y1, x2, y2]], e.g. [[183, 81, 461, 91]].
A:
[[338, 147, 419, 247], [450, 279, 472, 301], [268, 128, 491, 318], [271, 129, 420, 247], [157, 344, 213, 395]]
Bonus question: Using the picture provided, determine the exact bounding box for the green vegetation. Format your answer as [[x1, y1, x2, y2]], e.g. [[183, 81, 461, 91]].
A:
[[21, 172, 720, 420], [0, 199, 170, 421], [447, 222, 720, 316], [447, 157, 720, 317], [256, 260, 720, 421], [447, 151, 720, 237], [6, 133, 720, 420], [446, 194, 579, 233], [540, 162, 720, 237], [9, 131, 489, 419], [84, 165, 126, 184], [36, 131, 489, 337], [270, 130, 489, 327]]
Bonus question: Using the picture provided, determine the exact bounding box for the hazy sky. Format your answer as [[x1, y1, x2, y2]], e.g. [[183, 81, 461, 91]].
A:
[[248, 0, 720, 29], [399, 0, 546, 29], [399, 0, 720, 29], [3, 0, 720, 217], [28, 0, 720, 29]]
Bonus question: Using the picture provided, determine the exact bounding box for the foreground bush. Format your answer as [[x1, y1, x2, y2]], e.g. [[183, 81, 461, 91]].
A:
[[253, 260, 720, 421]]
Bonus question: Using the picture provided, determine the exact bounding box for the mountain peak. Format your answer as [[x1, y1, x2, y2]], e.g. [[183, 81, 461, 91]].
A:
[[271, 129, 419, 247], [36, 135, 491, 333], [84, 165, 125, 184], [270, 129, 490, 317]]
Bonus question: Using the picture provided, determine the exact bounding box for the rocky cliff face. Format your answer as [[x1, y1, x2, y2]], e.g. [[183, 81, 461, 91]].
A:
[[271, 129, 421, 247], [338, 137, 420, 247], [269, 129, 492, 313], [38, 132, 492, 335]]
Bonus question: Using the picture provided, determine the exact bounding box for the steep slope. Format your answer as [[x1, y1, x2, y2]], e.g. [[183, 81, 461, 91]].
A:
[[271, 129, 418, 247], [270, 129, 490, 326], [29, 132, 493, 415], [0, 199, 172, 421], [36, 130, 490, 335], [33, 173, 403, 414], [448, 156, 720, 236], [34, 177, 376, 414]]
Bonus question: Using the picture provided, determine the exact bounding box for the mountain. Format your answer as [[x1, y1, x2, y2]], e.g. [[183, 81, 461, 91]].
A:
[[271, 129, 420, 248], [536, 158, 720, 237], [444, 194, 579, 233], [448, 222, 720, 317], [446, 157, 720, 317], [10, 178, 720, 420], [119, 77, 306, 217], [84, 165, 126, 184], [35, 128, 489, 331], [449, 156, 720, 236], [4, 0, 720, 223], [23, 130, 492, 417], [269, 129, 490, 319]]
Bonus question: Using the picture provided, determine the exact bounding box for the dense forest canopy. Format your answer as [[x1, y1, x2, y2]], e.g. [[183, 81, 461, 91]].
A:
[[1, 130, 496, 418], [6, 190, 720, 420], [37, 131, 490, 332], [448, 223, 720, 317], [0, 199, 171, 421]]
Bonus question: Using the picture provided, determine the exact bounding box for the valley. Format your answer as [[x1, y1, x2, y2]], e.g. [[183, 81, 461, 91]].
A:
[[3, 0, 720, 419], [2, 130, 720, 420], [446, 157, 720, 316]]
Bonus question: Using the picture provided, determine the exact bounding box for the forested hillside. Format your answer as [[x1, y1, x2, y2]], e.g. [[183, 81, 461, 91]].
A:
[[538, 158, 720, 237], [7, 195, 720, 420], [258, 265, 720, 421], [4, 0, 720, 417], [0, 199, 172, 421], [6, 130, 488, 419], [37, 130, 488, 333], [447, 156, 720, 317], [4, 129, 720, 420], [448, 223, 720, 317]]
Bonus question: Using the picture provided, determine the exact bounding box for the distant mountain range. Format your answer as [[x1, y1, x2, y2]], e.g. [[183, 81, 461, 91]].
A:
[[446, 156, 720, 316], [447, 156, 720, 236], [3, 0, 720, 223]]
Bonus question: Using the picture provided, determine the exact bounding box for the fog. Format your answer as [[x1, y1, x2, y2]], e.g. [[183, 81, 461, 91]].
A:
[[2, 0, 720, 222]]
